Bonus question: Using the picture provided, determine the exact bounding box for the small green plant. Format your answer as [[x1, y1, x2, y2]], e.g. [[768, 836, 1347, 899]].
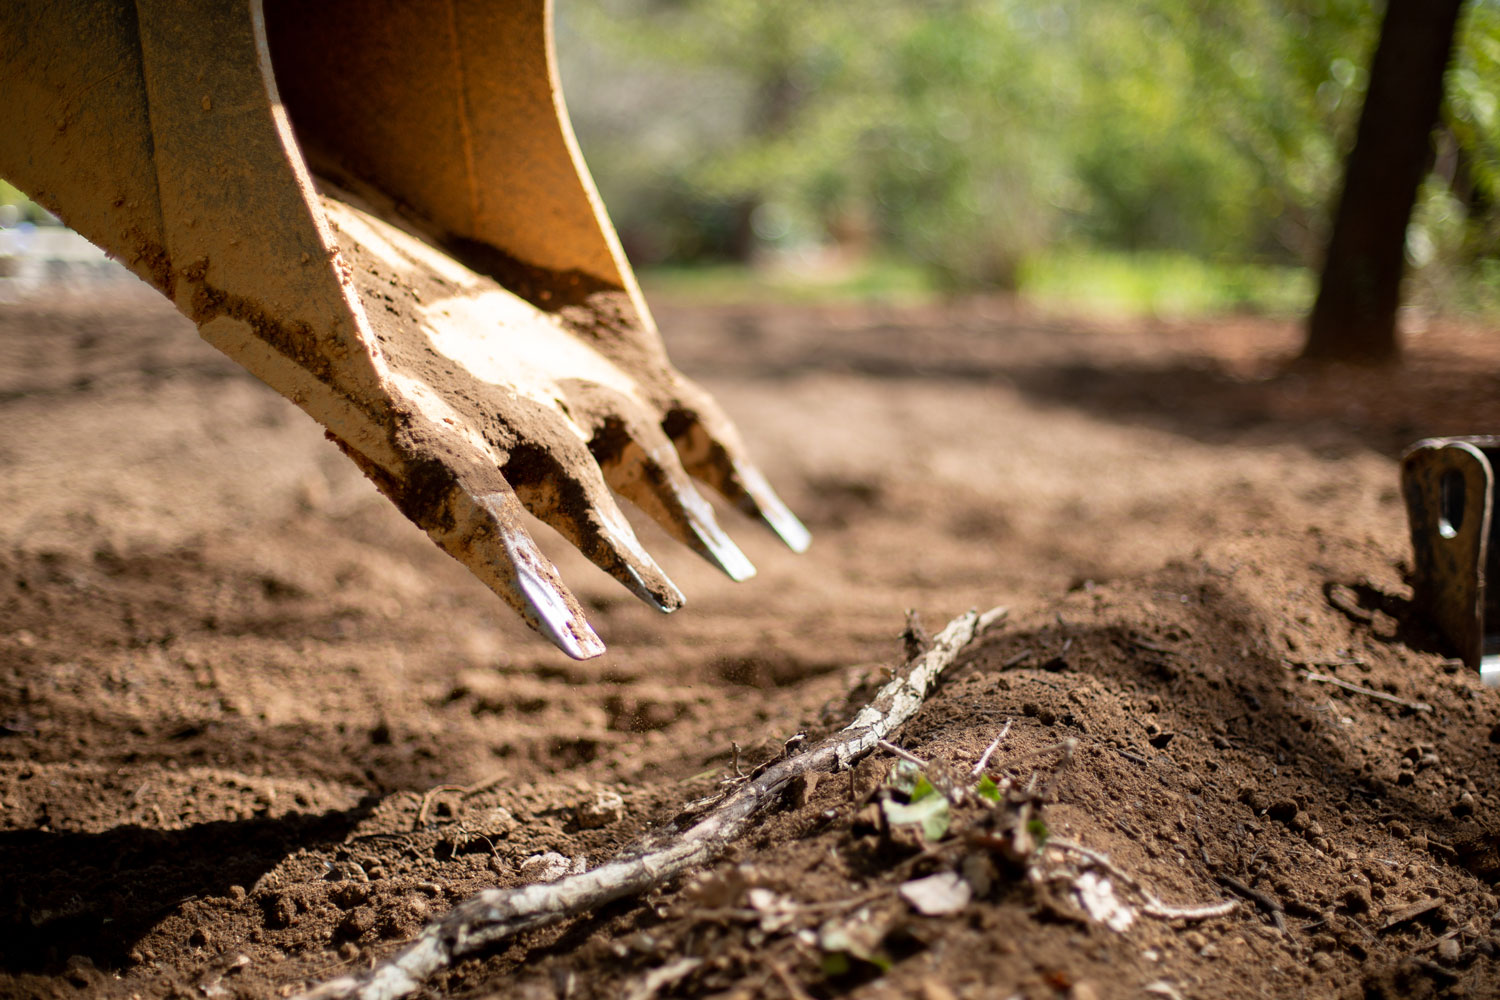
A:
[[880, 762, 952, 841], [1026, 817, 1050, 846]]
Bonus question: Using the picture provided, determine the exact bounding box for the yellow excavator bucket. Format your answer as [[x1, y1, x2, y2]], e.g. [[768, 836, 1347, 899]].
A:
[[0, 0, 808, 658]]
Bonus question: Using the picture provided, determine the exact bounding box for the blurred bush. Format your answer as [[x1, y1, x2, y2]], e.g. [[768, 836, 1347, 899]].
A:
[[558, 0, 1499, 301]]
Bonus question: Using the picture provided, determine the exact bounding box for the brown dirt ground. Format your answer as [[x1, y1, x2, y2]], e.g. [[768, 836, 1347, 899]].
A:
[[2, 280, 1500, 1000]]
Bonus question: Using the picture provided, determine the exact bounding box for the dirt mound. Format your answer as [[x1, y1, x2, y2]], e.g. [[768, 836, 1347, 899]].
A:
[[2, 285, 1498, 998]]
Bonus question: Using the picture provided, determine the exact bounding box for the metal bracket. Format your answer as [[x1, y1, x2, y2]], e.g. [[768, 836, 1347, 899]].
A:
[[1401, 436, 1500, 685]]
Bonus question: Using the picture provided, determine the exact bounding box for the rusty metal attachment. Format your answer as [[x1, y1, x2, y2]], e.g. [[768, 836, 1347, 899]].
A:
[[1401, 436, 1500, 685], [0, 0, 808, 658]]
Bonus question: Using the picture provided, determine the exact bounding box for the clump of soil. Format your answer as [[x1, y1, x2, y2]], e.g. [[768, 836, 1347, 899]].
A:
[[1, 283, 1498, 999]]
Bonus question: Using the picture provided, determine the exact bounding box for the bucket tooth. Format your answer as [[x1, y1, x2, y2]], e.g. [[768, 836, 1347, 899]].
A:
[[0, 0, 807, 655]]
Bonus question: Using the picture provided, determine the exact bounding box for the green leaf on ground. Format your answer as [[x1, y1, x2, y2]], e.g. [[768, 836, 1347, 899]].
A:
[[882, 793, 951, 841]]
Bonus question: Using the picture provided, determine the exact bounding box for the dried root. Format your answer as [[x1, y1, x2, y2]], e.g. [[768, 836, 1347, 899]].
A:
[[298, 606, 1006, 1000]]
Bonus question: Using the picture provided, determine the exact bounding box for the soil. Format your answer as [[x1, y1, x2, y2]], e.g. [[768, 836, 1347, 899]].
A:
[[3, 280, 1500, 1000]]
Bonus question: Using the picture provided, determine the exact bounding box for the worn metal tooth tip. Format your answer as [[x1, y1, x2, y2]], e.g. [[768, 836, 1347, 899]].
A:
[[502, 529, 605, 659], [557, 621, 608, 660], [532, 596, 605, 659], [747, 488, 811, 553], [763, 504, 811, 554], [623, 567, 685, 614], [699, 527, 757, 582], [598, 516, 685, 613], [674, 481, 757, 581], [529, 593, 605, 660], [734, 462, 811, 553]]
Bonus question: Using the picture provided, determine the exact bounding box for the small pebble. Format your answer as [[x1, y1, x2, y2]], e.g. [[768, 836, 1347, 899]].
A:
[[481, 806, 518, 835], [1268, 800, 1298, 823], [575, 791, 625, 830], [337, 906, 376, 942], [519, 852, 571, 882], [1339, 885, 1372, 914], [262, 891, 297, 929], [62, 956, 94, 988]]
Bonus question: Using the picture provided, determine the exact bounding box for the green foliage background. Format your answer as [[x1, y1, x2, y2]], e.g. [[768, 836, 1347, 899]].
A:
[[557, 0, 1500, 304]]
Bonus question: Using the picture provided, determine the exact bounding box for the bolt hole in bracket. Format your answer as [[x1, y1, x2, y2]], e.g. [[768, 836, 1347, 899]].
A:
[[1401, 436, 1500, 685]]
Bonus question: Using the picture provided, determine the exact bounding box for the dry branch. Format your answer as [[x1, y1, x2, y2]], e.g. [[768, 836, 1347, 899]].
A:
[[971, 718, 1013, 777], [299, 606, 1006, 1000], [1302, 671, 1432, 713], [876, 739, 931, 768], [1047, 838, 1236, 922], [414, 772, 511, 828]]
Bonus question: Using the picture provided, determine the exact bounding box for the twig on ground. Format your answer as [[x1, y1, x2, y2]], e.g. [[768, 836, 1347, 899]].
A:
[[414, 772, 512, 829], [1302, 672, 1432, 713], [1215, 874, 1288, 933], [1034, 739, 1077, 800], [414, 785, 465, 829], [298, 606, 1006, 1000], [622, 957, 703, 1000], [1048, 839, 1236, 922], [1282, 657, 1364, 669], [1000, 739, 1078, 770], [719, 742, 754, 787], [971, 719, 1013, 777], [1425, 836, 1457, 858], [901, 609, 931, 661], [768, 959, 817, 1000], [1325, 586, 1375, 624], [688, 889, 886, 924], [1127, 637, 1179, 655], [977, 606, 1010, 632], [876, 740, 931, 768]]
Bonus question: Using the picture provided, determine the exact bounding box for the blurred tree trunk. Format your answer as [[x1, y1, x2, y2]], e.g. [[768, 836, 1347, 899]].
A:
[[1304, 0, 1466, 362]]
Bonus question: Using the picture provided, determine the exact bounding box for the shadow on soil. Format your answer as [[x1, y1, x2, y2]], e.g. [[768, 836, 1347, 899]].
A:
[[1003, 357, 1500, 460], [959, 569, 1500, 888], [0, 804, 372, 973], [676, 310, 1500, 461]]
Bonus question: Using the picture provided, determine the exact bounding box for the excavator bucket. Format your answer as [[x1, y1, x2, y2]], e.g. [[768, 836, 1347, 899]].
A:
[[0, 0, 808, 658]]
